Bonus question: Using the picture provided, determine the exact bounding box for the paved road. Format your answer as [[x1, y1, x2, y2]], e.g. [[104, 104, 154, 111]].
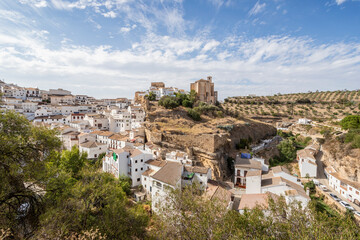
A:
[[315, 148, 360, 212]]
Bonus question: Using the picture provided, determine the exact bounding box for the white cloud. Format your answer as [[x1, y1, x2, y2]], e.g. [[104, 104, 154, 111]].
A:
[[19, 0, 47, 8], [249, 1, 266, 16], [102, 10, 117, 18], [336, 0, 346, 5], [120, 24, 136, 33], [202, 40, 220, 52], [1, 25, 360, 99], [208, 0, 232, 9]]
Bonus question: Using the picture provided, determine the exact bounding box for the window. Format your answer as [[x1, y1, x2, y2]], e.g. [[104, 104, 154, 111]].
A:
[[144, 177, 147, 181], [141, 159, 143, 162], [141, 168, 143, 171], [200, 182, 203, 185], [135, 168, 138, 172], [135, 160, 138, 163], [356, 191, 359, 195], [200, 174, 203, 177], [137, 178, 140, 182], [94, 154, 97, 158], [349, 187, 353, 191]]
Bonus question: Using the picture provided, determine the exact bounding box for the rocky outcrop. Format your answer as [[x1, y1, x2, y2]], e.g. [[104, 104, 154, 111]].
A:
[[144, 106, 276, 180], [322, 139, 360, 182]]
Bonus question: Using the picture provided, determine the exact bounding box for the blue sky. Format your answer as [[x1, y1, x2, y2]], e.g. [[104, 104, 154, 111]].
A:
[[0, 0, 359, 99]]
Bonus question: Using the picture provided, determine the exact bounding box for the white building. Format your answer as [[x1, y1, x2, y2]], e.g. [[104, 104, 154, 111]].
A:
[[102, 147, 154, 187], [84, 114, 109, 130], [148, 161, 183, 212], [327, 168, 360, 205], [58, 128, 81, 150], [50, 95, 75, 105], [298, 118, 312, 125], [165, 150, 193, 166], [21, 101, 38, 113], [234, 156, 263, 188], [79, 141, 107, 159], [297, 144, 319, 178], [108, 109, 132, 132], [271, 166, 300, 185], [181, 166, 212, 189], [33, 115, 69, 125]]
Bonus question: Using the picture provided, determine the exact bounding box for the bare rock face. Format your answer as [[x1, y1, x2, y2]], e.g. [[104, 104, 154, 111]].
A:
[[144, 106, 277, 180], [322, 139, 360, 182]]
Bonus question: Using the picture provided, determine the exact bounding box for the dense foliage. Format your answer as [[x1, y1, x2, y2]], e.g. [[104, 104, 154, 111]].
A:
[[0, 111, 149, 239], [146, 91, 157, 101], [152, 185, 360, 239], [270, 131, 311, 167], [2, 111, 360, 239], [340, 115, 360, 130], [340, 115, 360, 149], [158, 90, 197, 109], [158, 90, 222, 121]]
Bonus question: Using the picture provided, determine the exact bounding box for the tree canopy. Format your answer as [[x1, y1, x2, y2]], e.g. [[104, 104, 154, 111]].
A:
[[340, 115, 360, 130], [0, 111, 149, 239]]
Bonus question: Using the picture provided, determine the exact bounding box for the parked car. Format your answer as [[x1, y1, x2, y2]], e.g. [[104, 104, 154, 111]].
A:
[[329, 193, 341, 202], [354, 211, 360, 217], [320, 185, 328, 191], [339, 201, 355, 211]]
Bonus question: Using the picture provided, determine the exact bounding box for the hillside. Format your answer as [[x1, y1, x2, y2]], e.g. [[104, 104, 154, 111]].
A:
[[144, 102, 276, 180], [223, 90, 360, 123]]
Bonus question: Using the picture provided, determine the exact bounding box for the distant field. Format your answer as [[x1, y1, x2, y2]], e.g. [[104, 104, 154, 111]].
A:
[[223, 90, 360, 121]]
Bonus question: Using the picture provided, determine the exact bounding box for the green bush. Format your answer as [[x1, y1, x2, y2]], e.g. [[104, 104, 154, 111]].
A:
[[340, 115, 360, 130], [146, 91, 156, 101], [187, 108, 201, 121], [352, 135, 360, 148], [158, 96, 179, 109]]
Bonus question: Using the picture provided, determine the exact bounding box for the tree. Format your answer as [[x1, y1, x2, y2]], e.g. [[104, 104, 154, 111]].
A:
[[0, 110, 62, 238], [187, 108, 201, 121], [340, 115, 360, 130], [38, 171, 149, 239], [158, 96, 179, 109], [146, 91, 156, 101], [151, 184, 360, 239], [277, 139, 297, 163]]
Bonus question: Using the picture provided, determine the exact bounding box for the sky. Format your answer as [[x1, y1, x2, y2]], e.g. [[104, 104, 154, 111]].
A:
[[0, 0, 360, 100]]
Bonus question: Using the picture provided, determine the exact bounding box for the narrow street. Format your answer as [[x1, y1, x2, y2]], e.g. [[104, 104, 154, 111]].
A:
[[315, 148, 360, 212]]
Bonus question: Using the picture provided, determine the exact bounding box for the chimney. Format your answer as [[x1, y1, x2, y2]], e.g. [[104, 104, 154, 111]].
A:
[[207, 76, 212, 82]]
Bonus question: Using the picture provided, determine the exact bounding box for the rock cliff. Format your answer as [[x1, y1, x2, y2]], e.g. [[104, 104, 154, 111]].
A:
[[144, 104, 277, 180], [322, 138, 360, 182]]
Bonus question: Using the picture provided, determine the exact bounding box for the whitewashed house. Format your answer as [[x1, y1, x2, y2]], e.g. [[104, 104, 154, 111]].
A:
[[108, 109, 132, 132], [234, 156, 263, 188], [298, 118, 312, 125], [181, 166, 211, 189], [271, 166, 300, 185], [33, 115, 69, 125], [79, 141, 107, 159], [84, 114, 109, 130], [102, 147, 153, 187], [92, 131, 114, 144], [149, 161, 183, 212], [328, 169, 360, 205], [166, 150, 193, 166], [297, 144, 319, 178], [141, 158, 212, 211]]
